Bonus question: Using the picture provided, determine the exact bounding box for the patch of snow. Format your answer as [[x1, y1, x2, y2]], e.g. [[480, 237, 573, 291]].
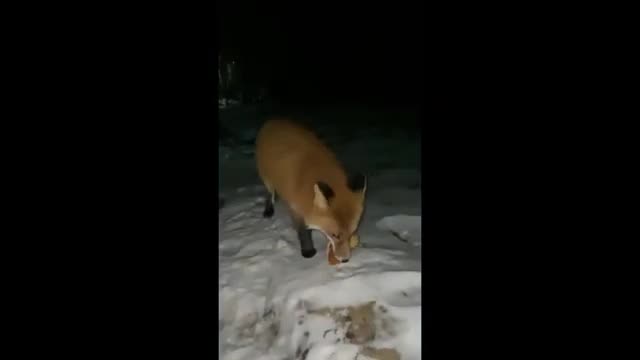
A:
[[375, 215, 422, 247]]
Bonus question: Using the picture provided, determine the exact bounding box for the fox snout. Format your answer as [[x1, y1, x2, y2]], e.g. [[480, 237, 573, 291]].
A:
[[332, 240, 351, 263]]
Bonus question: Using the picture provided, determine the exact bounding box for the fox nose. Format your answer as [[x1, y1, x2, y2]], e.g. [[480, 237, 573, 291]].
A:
[[341, 259, 349, 263]]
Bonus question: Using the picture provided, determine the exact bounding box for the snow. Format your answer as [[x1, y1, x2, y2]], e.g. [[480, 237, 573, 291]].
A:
[[219, 106, 422, 360]]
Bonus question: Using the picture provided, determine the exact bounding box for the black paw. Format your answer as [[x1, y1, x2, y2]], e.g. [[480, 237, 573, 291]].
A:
[[263, 205, 274, 218], [301, 248, 317, 258]]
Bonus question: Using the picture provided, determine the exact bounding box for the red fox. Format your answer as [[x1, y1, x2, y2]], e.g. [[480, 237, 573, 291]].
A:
[[255, 118, 367, 264]]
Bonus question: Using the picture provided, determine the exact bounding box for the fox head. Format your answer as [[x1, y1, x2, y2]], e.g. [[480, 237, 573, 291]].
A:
[[305, 173, 367, 263]]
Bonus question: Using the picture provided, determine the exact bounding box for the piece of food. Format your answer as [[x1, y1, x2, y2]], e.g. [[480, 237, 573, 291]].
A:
[[349, 234, 360, 249]]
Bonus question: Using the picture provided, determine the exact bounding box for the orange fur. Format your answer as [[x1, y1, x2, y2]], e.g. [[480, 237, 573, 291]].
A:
[[255, 118, 367, 263]]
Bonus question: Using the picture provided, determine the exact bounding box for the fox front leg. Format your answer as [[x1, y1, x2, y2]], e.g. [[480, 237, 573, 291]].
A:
[[293, 215, 316, 258]]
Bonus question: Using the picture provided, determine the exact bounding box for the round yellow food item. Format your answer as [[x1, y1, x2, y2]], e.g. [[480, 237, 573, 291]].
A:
[[349, 234, 360, 249]]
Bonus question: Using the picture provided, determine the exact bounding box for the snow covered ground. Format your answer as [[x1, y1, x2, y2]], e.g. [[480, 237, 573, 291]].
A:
[[219, 106, 422, 360]]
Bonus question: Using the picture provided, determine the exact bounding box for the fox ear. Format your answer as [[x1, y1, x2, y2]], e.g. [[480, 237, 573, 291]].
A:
[[313, 181, 334, 209], [348, 173, 367, 194]]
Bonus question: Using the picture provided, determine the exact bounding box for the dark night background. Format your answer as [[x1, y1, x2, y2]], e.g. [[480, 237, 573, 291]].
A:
[[215, 1, 424, 107]]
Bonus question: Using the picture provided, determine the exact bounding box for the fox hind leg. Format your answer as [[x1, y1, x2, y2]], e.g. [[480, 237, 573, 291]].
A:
[[262, 183, 276, 218]]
